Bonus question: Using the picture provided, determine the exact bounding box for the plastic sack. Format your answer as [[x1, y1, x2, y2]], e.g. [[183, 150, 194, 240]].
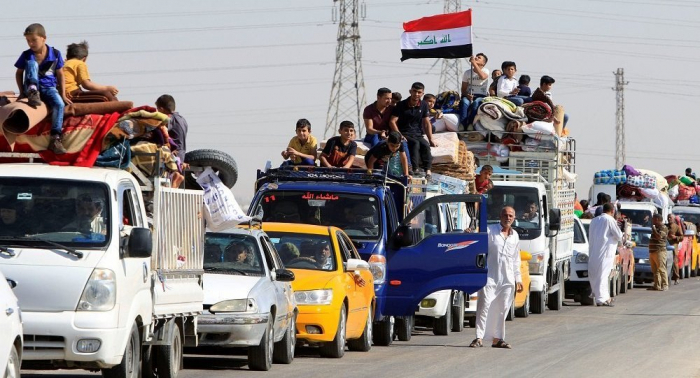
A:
[[622, 164, 641, 177], [680, 175, 695, 186], [433, 113, 459, 133], [594, 169, 626, 185], [197, 167, 251, 231], [640, 187, 659, 199], [627, 174, 656, 189], [490, 143, 510, 163], [668, 184, 679, 200]]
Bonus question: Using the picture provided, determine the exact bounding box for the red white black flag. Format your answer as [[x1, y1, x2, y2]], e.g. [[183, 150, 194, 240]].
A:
[[400, 9, 473, 61]]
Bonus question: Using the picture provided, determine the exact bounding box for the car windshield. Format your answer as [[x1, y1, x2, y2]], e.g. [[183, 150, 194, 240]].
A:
[[621, 209, 653, 227], [256, 190, 381, 241], [486, 187, 541, 237], [631, 230, 652, 247], [204, 233, 264, 276], [266, 231, 336, 272], [0, 179, 110, 247]]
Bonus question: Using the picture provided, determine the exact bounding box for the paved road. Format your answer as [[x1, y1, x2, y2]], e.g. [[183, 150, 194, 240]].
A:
[[24, 278, 700, 378]]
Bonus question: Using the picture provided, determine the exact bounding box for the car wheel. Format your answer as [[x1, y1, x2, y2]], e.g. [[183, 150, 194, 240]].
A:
[[620, 271, 628, 294], [273, 313, 295, 364], [609, 273, 617, 298], [515, 289, 530, 318], [372, 316, 394, 346], [506, 300, 515, 321], [5, 345, 20, 378], [102, 323, 141, 378], [348, 307, 372, 352], [691, 260, 698, 277], [320, 306, 346, 358], [155, 322, 182, 378], [531, 288, 546, 314], [547, 288, 562, 311], [467, 316, 476, 328], [451, 292, 465, 332], [248, 321, 274, 370], [395, 316, 412, 341], [183, 149, 238, 189], [433, 295, 452, 335], [685, 261, 691, 279]]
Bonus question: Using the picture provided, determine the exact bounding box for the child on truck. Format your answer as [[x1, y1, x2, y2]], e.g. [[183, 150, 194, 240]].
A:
[[155, 94, 189, 160], [14, 23, 69, 154], [496, 61, 524, 106], [320, 120, 357, 168], [63, 41, 119, 102], [365, 131, 411, 179], [281, 118, 318, 166]]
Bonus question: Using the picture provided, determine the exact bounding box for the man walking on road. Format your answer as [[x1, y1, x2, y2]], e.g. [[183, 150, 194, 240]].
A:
[[588, 203, 622, 306], [470, 206, 523, 349], [650, 214, 669, 291], [667, 214, 683, 286]]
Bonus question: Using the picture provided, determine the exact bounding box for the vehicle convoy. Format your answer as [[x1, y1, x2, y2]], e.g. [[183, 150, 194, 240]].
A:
[[196, 227, 296, 371], [0, 269, 22, 378], [0, 162, 206, 378], [262, 222, 375, 358], [465, 131, 574, 313], [250, 167, 489, 346]]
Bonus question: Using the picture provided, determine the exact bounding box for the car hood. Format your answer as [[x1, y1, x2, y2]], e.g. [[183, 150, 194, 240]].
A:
[[0, 247, 106, 311], [203, 274, 266, 305], [289, 269, 337, 291]]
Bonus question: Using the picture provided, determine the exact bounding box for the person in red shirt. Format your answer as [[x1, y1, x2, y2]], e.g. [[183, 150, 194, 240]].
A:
[[320, 121, 357, 168], [475, 165, 494, 194]]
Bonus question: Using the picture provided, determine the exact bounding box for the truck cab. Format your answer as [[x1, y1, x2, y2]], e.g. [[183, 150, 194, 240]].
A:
[[249, 167, 488, 345]]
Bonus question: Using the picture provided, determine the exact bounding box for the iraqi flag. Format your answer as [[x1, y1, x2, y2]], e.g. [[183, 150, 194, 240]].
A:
[[400, 10, 472, 61]]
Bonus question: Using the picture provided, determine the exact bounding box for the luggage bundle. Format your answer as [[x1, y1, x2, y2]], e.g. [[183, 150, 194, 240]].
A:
[[667, 174, 700, 204]]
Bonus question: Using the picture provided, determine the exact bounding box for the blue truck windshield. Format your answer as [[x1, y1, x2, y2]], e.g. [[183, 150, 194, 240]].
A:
[[257, 190, 382, 241], [0, 178, 110, 247]]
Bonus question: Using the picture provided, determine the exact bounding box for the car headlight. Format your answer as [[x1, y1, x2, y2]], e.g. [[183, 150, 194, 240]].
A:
[[575, 253, 589, 264], [210, 298, 257, 313], [369, 254, 386, 285], [77, 268, 116, 311], [420, 298, 437, 308], [637, 258, 647, 264], [529, 253, 546, 275], [295, 289, 333, 305]]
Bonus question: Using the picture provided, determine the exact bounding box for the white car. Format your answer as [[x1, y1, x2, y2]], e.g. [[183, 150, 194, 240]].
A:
[[564, 218, 593, 305], [196, 227, 297, 371], [0, 269, 22, 378]]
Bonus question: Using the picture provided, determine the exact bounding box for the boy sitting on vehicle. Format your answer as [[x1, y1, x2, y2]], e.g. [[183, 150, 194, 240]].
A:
[[281, 118, 318, 166], [364, 131, 411, 179], [320, 120, 357, 168], [475, 165, 494, 194], [63, 41, 119, 102]]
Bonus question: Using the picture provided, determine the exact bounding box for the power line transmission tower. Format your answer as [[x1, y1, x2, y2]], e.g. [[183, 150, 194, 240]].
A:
[[438, 0, 463, 94], [613, 68, 628, 169], [325, 0, 367, 138]]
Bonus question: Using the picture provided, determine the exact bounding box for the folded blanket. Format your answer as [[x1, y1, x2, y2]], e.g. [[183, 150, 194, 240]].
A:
[[522, 101, 552, 122], [65, 101, 134, 117], [478, 101, 527, 122], [482, 96, 518, 113], [131, 142, 178, 174]]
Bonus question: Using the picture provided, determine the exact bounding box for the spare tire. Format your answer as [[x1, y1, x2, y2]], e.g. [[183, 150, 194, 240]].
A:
[[184, 149, 238, 189]]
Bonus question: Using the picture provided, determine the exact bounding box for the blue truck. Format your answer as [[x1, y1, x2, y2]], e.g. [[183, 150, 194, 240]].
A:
[[249, 167, 488, 345]]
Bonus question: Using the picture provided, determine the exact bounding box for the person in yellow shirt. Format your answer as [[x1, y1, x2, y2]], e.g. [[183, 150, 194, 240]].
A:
[[281, 118, 318, 166], [63, 41, 119, 102]]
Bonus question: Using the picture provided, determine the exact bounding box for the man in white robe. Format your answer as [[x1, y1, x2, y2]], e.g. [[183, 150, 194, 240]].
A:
[[587, 203, 622, 306], [470, 206, 523, 349]]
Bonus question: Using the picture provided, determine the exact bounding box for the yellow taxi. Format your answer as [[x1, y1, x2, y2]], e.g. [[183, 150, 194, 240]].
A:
[[507, 251, 533, 320], [262, 222, 375, 358]]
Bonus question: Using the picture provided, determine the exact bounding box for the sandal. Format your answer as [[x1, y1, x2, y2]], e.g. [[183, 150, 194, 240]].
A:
[[492, 339, 512, 349], [469, 338, 483, 348]]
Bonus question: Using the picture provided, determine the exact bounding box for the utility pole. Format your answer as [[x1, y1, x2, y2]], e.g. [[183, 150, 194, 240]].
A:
[[325, 0, 367, 138], [613, 68, 628, 169], [438, 0, 463, 94]]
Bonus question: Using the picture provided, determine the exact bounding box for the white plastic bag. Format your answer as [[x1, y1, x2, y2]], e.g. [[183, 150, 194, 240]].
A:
[[197, 167, 251, 231]]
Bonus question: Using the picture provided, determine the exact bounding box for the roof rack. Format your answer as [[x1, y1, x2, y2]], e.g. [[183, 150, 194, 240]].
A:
[[0, 152, 42, 163], [255, 166, 408, 189]]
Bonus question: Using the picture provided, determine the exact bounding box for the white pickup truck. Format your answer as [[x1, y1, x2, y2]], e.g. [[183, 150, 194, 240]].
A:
[[0, 161, 205, 378]]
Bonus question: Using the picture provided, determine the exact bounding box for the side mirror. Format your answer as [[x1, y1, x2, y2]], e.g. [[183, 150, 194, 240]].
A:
[[274, 268, 295, 282], [549, 209, 561, 231], [345, 258, 370, 272], [391, 225, 413, 249], [6, 279, 16, 289], [126, 227, 153, 258]]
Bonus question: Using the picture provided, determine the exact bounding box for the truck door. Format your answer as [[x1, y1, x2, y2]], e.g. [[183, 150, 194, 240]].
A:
[[383, 194, 488, 316]]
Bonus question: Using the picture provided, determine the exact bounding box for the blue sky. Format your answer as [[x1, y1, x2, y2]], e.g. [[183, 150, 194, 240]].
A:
[[2, 0, 699, 204]]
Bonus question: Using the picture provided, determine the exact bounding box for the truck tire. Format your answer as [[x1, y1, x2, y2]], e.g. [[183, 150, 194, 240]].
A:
[[547, 288, 562, 311], [531, 288, 546, 314], [620, 271, 628, 294], [155, 322, 182, 378], [609, 273, 617, 298], [515, 290, 530, 318], [248, 321, 274, 370], [273, 313, 295, 364], [183, 149, 238, 190], [320, 306, 346, 358], [347, 307, 372, 352], [451, 292, 465, 332], [372, 316, 394, 346], [467, 317, 476, 328], [102, 323, 141, 378], [433, 295, 452, 336], [395, 316, 412, 341], [4, 345, 20, 378]]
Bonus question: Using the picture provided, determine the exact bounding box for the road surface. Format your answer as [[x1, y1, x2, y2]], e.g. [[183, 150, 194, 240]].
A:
[[24, 277, 700, 378]]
